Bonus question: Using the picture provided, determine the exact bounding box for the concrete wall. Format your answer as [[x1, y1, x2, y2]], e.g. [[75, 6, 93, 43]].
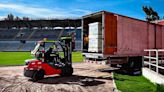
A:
[[142, 68, 164, 84]]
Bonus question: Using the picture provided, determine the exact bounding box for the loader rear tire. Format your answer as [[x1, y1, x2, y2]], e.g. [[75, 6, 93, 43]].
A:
[[60, 66, 73, 76], [32, 70, 44, 81]]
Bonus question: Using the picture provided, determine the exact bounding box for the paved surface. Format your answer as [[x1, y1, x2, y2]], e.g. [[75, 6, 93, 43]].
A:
[[0, 63, 114, 92]]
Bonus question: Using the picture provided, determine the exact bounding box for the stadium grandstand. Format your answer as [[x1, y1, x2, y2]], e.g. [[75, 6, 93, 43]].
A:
[[0, 19, 82, 51]]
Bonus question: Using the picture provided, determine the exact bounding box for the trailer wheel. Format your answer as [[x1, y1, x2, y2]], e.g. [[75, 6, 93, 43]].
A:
[[60, 66, 73, 76], [129, 57, 142, 69], [32, 70, 45, 81], [121, 57, 142, 75], [122, 57, 142, 69]]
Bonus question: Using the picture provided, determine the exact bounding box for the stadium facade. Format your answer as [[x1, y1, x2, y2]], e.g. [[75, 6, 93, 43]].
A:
[[0, 19, 82, 51]]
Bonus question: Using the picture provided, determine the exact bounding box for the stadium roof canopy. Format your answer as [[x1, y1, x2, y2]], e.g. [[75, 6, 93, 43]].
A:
[[0, 19, 81, 29]]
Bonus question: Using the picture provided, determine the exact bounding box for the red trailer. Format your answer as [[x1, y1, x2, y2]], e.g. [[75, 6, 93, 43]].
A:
[[82, 11, 164, 69]]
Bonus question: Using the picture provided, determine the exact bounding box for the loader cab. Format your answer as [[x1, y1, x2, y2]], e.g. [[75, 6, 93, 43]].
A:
[[31, 41, 57, 61], [31, 38, 72, 66]]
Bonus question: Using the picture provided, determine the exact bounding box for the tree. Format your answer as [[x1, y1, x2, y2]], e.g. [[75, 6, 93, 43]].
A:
[[142, 6, 160, 22], [7, 13, 14, 20], [22, 17, 29, 21], [152, 11, 159, 20], [143, 6, 151, 21], [143, 6, 160, 49], [15, 16, 21, 21]]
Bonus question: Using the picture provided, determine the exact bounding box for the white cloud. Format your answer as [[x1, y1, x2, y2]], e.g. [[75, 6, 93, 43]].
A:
[[143, 0, 151, 4], [73, 9, 91, 14], [0, 16, 6, 20], [0, 3, 91, 19]]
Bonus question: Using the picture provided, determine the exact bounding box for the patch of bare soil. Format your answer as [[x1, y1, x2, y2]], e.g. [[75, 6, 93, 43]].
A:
[[0, 63, 114, 92]]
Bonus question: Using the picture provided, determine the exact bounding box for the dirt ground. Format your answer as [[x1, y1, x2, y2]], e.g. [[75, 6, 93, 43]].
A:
[[0, 63, 114, 92]]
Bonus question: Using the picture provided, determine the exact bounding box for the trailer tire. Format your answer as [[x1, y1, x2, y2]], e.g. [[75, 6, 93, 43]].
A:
[[122, 57, 142, 69], [129, 57, 142, 69], [32, 70, 45, 81], [121, 57, 142, 75]]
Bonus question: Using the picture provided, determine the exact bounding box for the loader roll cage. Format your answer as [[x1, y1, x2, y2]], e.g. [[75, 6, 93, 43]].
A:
[[31, 37, 72, 67]]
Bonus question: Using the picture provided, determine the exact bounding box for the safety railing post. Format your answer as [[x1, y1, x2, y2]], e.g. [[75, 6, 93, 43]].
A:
[[142, 56, 144, 67], [156, 50, 159, 73], [149, 51, 151, 69]]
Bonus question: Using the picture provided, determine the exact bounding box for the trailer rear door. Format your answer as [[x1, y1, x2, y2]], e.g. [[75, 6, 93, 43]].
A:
[[103, 12, 117, 55]]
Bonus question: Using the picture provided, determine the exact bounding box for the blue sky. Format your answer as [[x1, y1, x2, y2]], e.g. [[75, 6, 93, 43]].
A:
[[0, 0, 163, 20]]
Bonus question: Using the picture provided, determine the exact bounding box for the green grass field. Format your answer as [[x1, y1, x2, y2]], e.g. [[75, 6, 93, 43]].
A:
[[114, 73, 157, 92], [0, 52, 83, 66]]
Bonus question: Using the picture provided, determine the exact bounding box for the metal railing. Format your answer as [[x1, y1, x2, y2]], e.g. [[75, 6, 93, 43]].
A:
[[143, 49, 164, 74]]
